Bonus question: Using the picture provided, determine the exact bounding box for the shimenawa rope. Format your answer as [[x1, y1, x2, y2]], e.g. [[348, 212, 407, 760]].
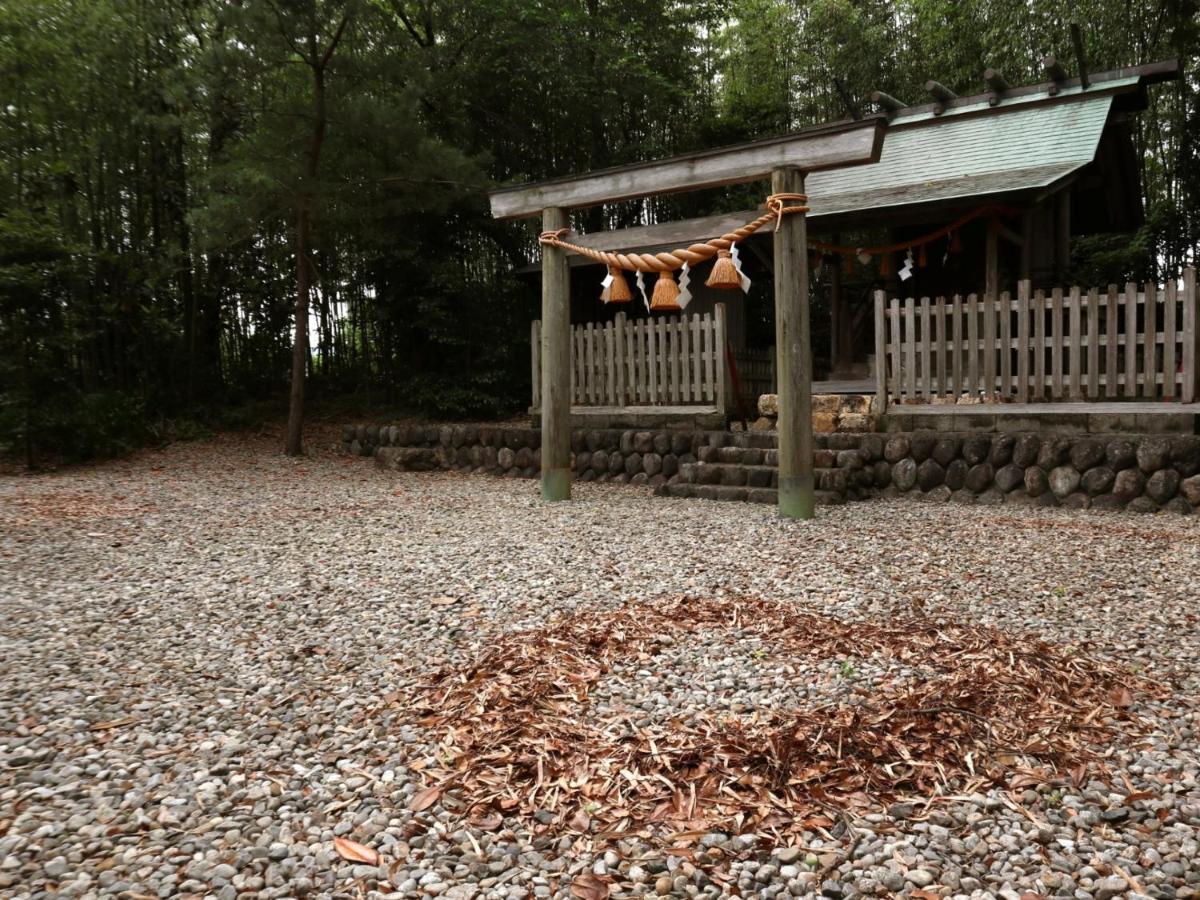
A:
[[538, 193, 809, 274], [538, 199, 1018, 273]]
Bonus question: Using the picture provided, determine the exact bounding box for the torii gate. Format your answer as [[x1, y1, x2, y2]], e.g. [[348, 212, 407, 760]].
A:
[[488, 118, 885, 519]]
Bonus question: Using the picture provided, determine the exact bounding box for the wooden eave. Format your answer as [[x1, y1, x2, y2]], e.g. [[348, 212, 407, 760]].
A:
[[885, 58, 1179, 123], [488, 117, 886, 220]]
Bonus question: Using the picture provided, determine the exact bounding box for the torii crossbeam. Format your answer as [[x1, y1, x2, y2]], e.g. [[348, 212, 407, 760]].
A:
[[488, 117, 886, 518]]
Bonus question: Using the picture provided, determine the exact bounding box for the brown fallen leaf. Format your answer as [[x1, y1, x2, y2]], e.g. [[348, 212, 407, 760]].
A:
[[413, 593, 1153, 862], [410, 785, 442, 812], [569, 808, 591, 832], [90, 717, 137, 731], [430, 596, 459, 606], [468, 813, 503, 831], [570, 873, 611, 899], [332, 837, 379, 866]]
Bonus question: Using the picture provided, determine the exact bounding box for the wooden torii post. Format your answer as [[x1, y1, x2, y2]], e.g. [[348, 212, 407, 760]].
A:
[[489, 118, 885, 517]]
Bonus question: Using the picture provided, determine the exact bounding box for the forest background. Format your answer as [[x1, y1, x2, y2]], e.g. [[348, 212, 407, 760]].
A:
[[1, 0, 1196, 463]]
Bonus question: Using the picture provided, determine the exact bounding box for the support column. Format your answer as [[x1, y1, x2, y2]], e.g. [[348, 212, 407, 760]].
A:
[[1055, 190, 1071, 282], [829, 243, 840, 366], [1019, 209, 1034, 281], [540, 207, 571, 501], [829, 232, 854, 377], [773, 168, 815, 520], [985, 219, 999, 302]]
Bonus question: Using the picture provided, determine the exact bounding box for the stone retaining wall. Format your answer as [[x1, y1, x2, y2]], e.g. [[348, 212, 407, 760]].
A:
[[343, 424, 1200, 514], [861, 431, 1200, 513], [751, 393, 876, 433], [347, 423, 750, 490], [343, 423, 866, 503]]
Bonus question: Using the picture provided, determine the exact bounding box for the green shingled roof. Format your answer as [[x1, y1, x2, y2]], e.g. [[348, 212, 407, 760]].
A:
[[806, 90, 1118, 218], [563, 81, 1139, 260]]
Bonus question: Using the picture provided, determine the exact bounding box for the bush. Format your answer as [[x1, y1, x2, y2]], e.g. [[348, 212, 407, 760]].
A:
[[402, 373, 513, 420], [0, 389, 150, 466]]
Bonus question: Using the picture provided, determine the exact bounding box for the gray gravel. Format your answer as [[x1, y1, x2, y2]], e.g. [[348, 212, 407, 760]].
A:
[[2, 434, 1199, 899]]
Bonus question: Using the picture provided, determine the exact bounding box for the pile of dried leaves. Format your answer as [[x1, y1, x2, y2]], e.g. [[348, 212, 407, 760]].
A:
[[410, 595, 1148, 845]]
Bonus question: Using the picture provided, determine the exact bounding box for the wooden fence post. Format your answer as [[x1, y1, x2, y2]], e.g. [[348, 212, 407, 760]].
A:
[[873, 290, 888, 414], [1017, 280, 1030, 401], [1125, 281, 1139, 398], [715, 302, 729, 417], [531, 319, 541, 412], [615, 311, 627, 407], [772, 167, 814, 520], [540, 207, 571, 501], [1185, 267, 1198, 404], [1163, 280, 1177, 400], [984, 221, 998, 396], [1106, 285, 1119, 398]]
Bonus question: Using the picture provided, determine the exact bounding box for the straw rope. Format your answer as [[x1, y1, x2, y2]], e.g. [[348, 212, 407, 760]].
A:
[[538, 199, 1019, 274], [808, 204, 1018, 256], [538, 193, 809, 274]]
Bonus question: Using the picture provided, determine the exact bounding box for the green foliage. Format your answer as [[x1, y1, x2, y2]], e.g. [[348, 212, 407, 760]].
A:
[[0, 381, 151, 464], [56, 391, 150, 461], [402, 373, 506, 420], [0, 0, 1197, 465]]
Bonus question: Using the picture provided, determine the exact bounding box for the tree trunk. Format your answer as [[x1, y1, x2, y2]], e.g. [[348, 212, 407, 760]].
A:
[[285, 51, 331, 456], [285, 197, 313, 455]]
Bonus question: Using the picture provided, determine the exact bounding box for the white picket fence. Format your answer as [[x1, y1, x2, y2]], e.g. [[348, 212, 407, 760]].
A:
[[532, 306, 729, 411], [874, 269, 1199, 408]]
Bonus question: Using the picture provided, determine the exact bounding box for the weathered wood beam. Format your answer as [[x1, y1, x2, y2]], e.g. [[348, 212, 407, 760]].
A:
[[985, 220, 999, 306], [772, 167, 815, 520], [1043, 55, 1068, 95], [829, 232, 843, 368], [984, 68, 1008, 106], [925, 80, 957, 116], [572, 210, 756, 255], [1020, 209, 1034, 280], [1055, 190, 1071, 282], [540, 207, 571, 501], [871, 91, 907, 116], [566, 193, 1035, 261], [984, 68, 1009, 93], [925, 80, 957, 103], [875, 58, 1179, 120], [1070, 24, 1090, 90], [489, 119, 884, 220]]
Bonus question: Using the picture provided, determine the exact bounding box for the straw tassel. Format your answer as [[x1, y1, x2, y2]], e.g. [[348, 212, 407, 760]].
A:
[[950, 230, 963, 254], [650, 270, 682, 311], [705, 249, 741, 290], [842, 253, 854, 276], [918, 245, 928, 268], [606, 266, 632, 303], [879, 253, 893, 278]]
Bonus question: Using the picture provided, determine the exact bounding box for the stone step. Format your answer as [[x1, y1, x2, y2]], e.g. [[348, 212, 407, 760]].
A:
[[679, 462, 872, 493], [654, 483, 846, 506], [682, 462, 779, 488], [695, 445, 777, 466], [730, 431, 778, 450]]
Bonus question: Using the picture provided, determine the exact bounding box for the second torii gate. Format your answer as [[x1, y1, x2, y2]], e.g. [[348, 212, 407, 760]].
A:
[[488, 117, 885, 519]]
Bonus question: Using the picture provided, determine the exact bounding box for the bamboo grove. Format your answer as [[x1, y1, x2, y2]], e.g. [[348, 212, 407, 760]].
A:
[[1, 0, 1196, 461]]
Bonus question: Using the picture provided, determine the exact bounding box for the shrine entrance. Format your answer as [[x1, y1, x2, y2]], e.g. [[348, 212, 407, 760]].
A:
[[488, 119, 885, 518]]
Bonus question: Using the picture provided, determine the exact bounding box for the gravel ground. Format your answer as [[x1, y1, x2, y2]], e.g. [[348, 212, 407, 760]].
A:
[[2, 433, 1199, 900]]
